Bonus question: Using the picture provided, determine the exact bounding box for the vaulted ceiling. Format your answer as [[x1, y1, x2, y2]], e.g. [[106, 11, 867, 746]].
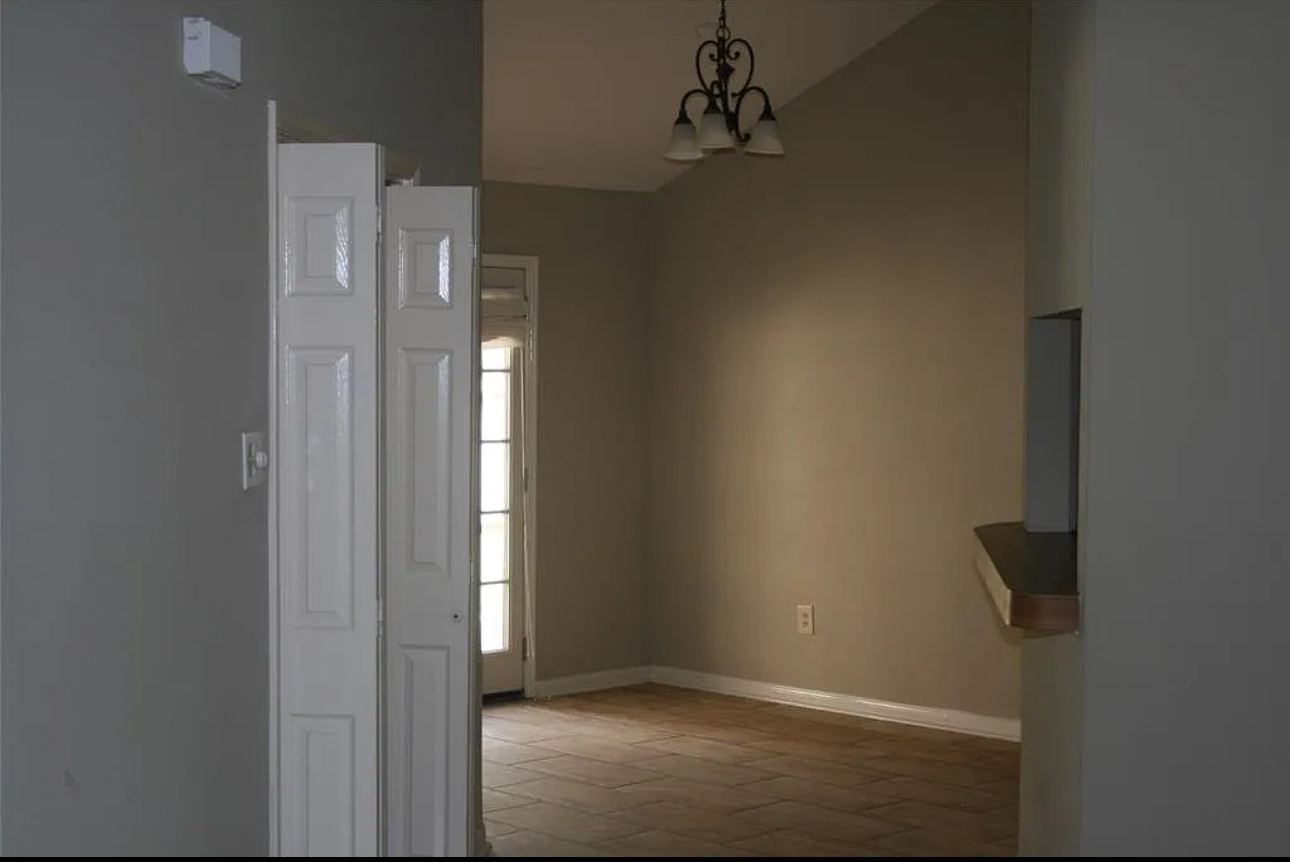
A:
[[483, 0, 933, 192]]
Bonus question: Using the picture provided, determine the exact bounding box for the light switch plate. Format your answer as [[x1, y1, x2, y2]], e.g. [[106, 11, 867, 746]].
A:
[[241, 431, 267, 490]]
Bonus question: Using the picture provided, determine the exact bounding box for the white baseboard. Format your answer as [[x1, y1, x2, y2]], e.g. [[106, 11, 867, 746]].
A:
[[528, 664, 1019, 742], [529, 666, 652, 699], [648, 666, 1020, 742]]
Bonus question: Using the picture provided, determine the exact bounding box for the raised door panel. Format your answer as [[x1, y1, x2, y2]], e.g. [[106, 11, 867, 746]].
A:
[[276, 143, 382, 857]]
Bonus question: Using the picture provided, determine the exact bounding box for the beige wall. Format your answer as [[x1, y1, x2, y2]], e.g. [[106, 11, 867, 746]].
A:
[[645, 1, 1028, 720], [481, 182, 650, 680]]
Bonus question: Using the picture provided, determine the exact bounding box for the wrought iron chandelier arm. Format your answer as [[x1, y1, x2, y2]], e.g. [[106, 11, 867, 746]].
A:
[[694, 38, 721, 95], [732, 84, 773, 143], [677, 87, 713, 118], [725, 37, 755, 98], [734, 84, 771, 114]]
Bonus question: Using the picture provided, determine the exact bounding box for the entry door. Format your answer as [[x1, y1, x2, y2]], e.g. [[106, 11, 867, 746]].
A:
[[383, 185, 479, 856], [480, 339, 526, 694], [275, 143, 382, 856]]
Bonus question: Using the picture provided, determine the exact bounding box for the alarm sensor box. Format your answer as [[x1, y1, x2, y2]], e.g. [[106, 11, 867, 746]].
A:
[[183, 17, 241, 89]]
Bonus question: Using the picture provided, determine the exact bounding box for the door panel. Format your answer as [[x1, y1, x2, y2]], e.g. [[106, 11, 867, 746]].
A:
[[384, 186, 478, 857], [276, 143, 382, 857]]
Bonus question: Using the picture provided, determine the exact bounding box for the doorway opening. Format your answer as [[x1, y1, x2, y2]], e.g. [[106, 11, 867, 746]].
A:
[[479, 255, 539, 699]]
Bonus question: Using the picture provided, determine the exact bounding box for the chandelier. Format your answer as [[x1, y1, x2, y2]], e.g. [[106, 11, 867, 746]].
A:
[[664, 0, 785, 162]]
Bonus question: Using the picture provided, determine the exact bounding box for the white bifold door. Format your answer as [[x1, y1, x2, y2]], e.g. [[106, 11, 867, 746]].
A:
[[382, 184, 479, 857], [274, 143, 478, 857]]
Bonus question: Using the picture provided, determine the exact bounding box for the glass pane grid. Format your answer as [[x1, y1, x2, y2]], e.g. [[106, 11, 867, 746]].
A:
[[481, 346, 513, 371], [481, 583, 509, 653], [480, 513, 510, 584], [480, 443, 510, 512], [481, 370, 511, 442], [480, 344, 518, 660]]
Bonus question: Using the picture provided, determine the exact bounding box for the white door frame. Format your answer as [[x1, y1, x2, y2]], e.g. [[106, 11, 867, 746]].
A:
[[265, 100, 281, 856], [480, 254, 539, 698], [0, 8, 7, 849]]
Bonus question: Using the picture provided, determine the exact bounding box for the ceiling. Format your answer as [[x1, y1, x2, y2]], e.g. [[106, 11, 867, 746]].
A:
[[483, 0, 934, 192]]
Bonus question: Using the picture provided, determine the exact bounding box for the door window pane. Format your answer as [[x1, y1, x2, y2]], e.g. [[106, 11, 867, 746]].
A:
[[481, 371, 510, 442], [480, 513, 509, 584], [480, 583, 508, 653], [481, 346, 512, 371], [480, 442, 509, 512]]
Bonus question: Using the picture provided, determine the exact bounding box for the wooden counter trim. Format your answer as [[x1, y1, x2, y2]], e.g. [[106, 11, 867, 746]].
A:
[[973, 521, 1080, 633]]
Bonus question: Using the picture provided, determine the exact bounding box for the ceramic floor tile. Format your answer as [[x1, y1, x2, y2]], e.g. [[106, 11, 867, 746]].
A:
[[744, 754, 884, 788], [521, 754, 659, 788], [902, 743, 1003, 768], [562, 717, 681, 744], [862, 775, 1013, 812], [484, 685, 1018, 858], [484, 704, 571, 727], [655, 719, 778, 746], [483, 761, 544, 788], [595, 830, 756, 857], [631, 754, 778, 787], [736, 800, 906, 844], [534, 734, 670, 764], [609, 801, 777, 843], [859, 754, 1008, 788], [558, 701, 666, 723], [484, 717, 571, 744], [506, 777, 647, 814], [483, 788, 539, 813], [975, 777, 1022, 802], [743, 735, 879, 762], [870, 827, 1015, 857], [867, 799, 1018, 843], [740, 775, 899, 812], [729, 829, 899, 857], [487, 829, 610, 857], [484, 738, 564, 765], [639, 734, 767, 764], [488, 801, 646, 844], [614, 776, 777, 814]]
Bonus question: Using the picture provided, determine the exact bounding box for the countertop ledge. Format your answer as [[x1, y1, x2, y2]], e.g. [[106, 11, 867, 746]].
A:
[[973, 521, 1079, 634]]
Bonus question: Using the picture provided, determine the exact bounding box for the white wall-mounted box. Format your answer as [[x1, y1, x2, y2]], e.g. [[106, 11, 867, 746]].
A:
[[183, 17, 241, 89]]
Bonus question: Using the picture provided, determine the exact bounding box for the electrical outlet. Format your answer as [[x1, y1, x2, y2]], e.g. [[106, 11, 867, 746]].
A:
[[796, 604, 815, 635]]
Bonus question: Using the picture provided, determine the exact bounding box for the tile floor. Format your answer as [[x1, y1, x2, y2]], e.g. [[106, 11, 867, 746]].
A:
[[483, 683, 1018, 857]]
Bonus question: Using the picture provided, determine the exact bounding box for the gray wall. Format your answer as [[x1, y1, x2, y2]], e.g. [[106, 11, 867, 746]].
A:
[[481, 182, 650, 680], [1018, 1, 1093, 855], [645, 1, 1028, 721], [0, 0, 480, 854], [1078, 0, 1290, 853], [1025, 0, 1094, 318]]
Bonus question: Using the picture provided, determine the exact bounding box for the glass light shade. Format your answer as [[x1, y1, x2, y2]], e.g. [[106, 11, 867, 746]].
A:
[[744, 112, 785, 157], [663, 115, 704, 162], [697, 105, 735, 151]]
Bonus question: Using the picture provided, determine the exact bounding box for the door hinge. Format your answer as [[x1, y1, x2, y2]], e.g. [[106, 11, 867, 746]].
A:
[[521, 636, 528, 662], [377, 598, 385, 637]]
